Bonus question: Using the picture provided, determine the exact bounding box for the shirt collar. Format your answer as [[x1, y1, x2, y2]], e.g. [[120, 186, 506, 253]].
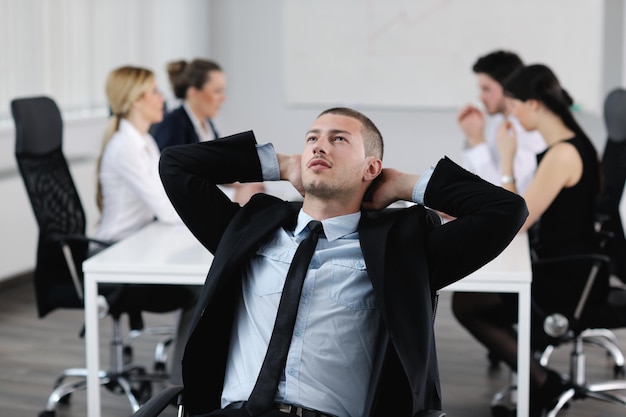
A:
[[183, 101, 214, 141], [119, 119, 152, 148], [295, 210, 361, 242]]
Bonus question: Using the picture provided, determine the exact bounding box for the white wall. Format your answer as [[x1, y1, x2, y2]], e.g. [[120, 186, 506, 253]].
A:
[[0, 0, 614, 282], [211, 0, 607, 171], [0, 0, 212, 282]]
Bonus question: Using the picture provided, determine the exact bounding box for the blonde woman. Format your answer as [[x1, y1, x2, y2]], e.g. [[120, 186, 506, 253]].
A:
[[95, 65, 199, 385], [96, 65, 181, 241]]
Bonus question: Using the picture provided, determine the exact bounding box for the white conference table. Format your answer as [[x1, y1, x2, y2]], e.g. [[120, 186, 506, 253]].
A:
[[84, 221, 531, 417]]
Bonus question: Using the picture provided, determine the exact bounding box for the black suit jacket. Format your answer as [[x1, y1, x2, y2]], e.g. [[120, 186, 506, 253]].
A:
[[154, 105, 218, 151], [159, 131, 528, 417]]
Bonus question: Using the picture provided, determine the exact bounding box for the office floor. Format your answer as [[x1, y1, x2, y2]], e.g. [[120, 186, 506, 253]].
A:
[[1, 275, 625, 417]]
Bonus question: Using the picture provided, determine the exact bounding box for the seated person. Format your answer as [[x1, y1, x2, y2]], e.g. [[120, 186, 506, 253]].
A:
[[158, 107, 527, 417], [95, 65, 200, 385], [154, 58, 264, 205]]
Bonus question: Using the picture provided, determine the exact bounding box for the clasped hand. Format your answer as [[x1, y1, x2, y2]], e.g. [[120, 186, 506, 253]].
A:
[[457, 104, 485, 147]]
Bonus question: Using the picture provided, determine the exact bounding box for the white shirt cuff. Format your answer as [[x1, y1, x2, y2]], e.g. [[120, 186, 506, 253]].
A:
[[412, 166, 434, 205], [256, 143, 280, 181]]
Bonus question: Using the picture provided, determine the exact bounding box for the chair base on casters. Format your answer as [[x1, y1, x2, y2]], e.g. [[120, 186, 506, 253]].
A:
[[38, 363, 169, 417], [38, 317, 171, 417], [491, 335, 626, 417], [539, 328, 626, 377], [545, 381, 626, 417]]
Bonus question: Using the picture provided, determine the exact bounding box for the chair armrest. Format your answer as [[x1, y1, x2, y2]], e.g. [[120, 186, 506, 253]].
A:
[[532, 252, 610, 267], [131, 385, 184, 417], [46, 233, 113, 301], [415, 411, 446, 417], [50, 232, 113, 249], [533, 252, 611, 323]]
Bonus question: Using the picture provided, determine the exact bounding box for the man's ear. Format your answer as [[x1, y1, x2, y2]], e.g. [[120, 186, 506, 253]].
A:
[[363, 157, 383, 182]]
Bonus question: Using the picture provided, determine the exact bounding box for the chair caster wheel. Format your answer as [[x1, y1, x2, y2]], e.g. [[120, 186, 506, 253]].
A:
[[39, 411, 55, 417], [123, 345, 133, 364], [491, 405, 515, 417], [58, 392, 71, 404], [154, 361, 167, 374], [132, 381, 153, 405], [488, 351, 502, 369]]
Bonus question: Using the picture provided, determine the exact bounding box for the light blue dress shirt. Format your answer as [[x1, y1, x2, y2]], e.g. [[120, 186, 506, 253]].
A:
[[221, 144, 434, 417]]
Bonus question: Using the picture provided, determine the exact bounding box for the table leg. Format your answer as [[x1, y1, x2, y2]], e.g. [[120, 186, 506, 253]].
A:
[[85, 273, 101, 417], [517, 284, 531, 417]]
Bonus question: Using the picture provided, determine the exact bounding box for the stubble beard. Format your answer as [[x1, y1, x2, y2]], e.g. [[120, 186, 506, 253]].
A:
[[303, 180, 342, 200]]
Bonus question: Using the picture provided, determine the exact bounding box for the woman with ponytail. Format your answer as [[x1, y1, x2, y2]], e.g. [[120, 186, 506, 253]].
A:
[[96, 65, 181, 238], [154, 58, 225, 149], [154, 58, 265, 205], [452, 64, 602, 416], [95, 65, 199, 386]]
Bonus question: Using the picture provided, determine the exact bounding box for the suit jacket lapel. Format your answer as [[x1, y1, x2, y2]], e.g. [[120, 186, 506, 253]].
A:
[[359, 212, 392, 295], [190, 197, 299, 332], [180, 106, 200, 144]]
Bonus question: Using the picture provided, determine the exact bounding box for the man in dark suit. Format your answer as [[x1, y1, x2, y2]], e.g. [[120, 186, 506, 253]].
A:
[[159, 107, 528, 417]]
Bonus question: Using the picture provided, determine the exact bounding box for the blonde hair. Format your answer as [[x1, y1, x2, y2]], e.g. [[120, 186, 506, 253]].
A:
[[96, 65, 155, 212]]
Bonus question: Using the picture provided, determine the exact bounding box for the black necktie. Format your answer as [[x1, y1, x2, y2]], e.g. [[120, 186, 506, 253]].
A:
[[245, 220, 324, 416]]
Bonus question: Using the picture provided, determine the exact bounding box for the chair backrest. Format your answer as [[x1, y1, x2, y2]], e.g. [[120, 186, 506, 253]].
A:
[[604, 88, 626, 143], [595, 89, 626, 284], [12, 96, 88, 317], [598, 88, 626, 216]]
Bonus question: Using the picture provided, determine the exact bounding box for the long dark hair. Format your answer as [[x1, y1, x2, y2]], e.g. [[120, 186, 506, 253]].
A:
[[504, 64, 585, 138], [504, 64, 601, 188]]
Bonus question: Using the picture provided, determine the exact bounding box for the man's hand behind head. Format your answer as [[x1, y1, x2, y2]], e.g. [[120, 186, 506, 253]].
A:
[[277, 153, 305, 197], [362, 168, 417, 211]]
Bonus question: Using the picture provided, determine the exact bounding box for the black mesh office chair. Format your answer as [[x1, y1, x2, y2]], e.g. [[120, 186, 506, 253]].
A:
[[530, 88, 626, 379], [12, 96, 174, 417], [539, 255, 626, 414], [538, 88, 626, 378], [597, 88, 626, 287], [490, 252, 626, 416]]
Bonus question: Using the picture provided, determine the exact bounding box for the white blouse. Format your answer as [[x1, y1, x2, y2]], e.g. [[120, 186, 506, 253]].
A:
[[95, 119, 182, 242]]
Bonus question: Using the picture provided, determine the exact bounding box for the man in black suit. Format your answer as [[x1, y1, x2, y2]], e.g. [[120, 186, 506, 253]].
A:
[[159, 107, 528, 417]]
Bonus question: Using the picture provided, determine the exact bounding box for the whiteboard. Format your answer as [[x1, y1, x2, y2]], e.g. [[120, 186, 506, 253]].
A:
[[283, 0, 604, 113]]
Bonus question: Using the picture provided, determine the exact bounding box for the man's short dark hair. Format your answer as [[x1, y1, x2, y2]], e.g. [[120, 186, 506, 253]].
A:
[[472, 50, 524, 85], [318, 107, 384, 160]]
